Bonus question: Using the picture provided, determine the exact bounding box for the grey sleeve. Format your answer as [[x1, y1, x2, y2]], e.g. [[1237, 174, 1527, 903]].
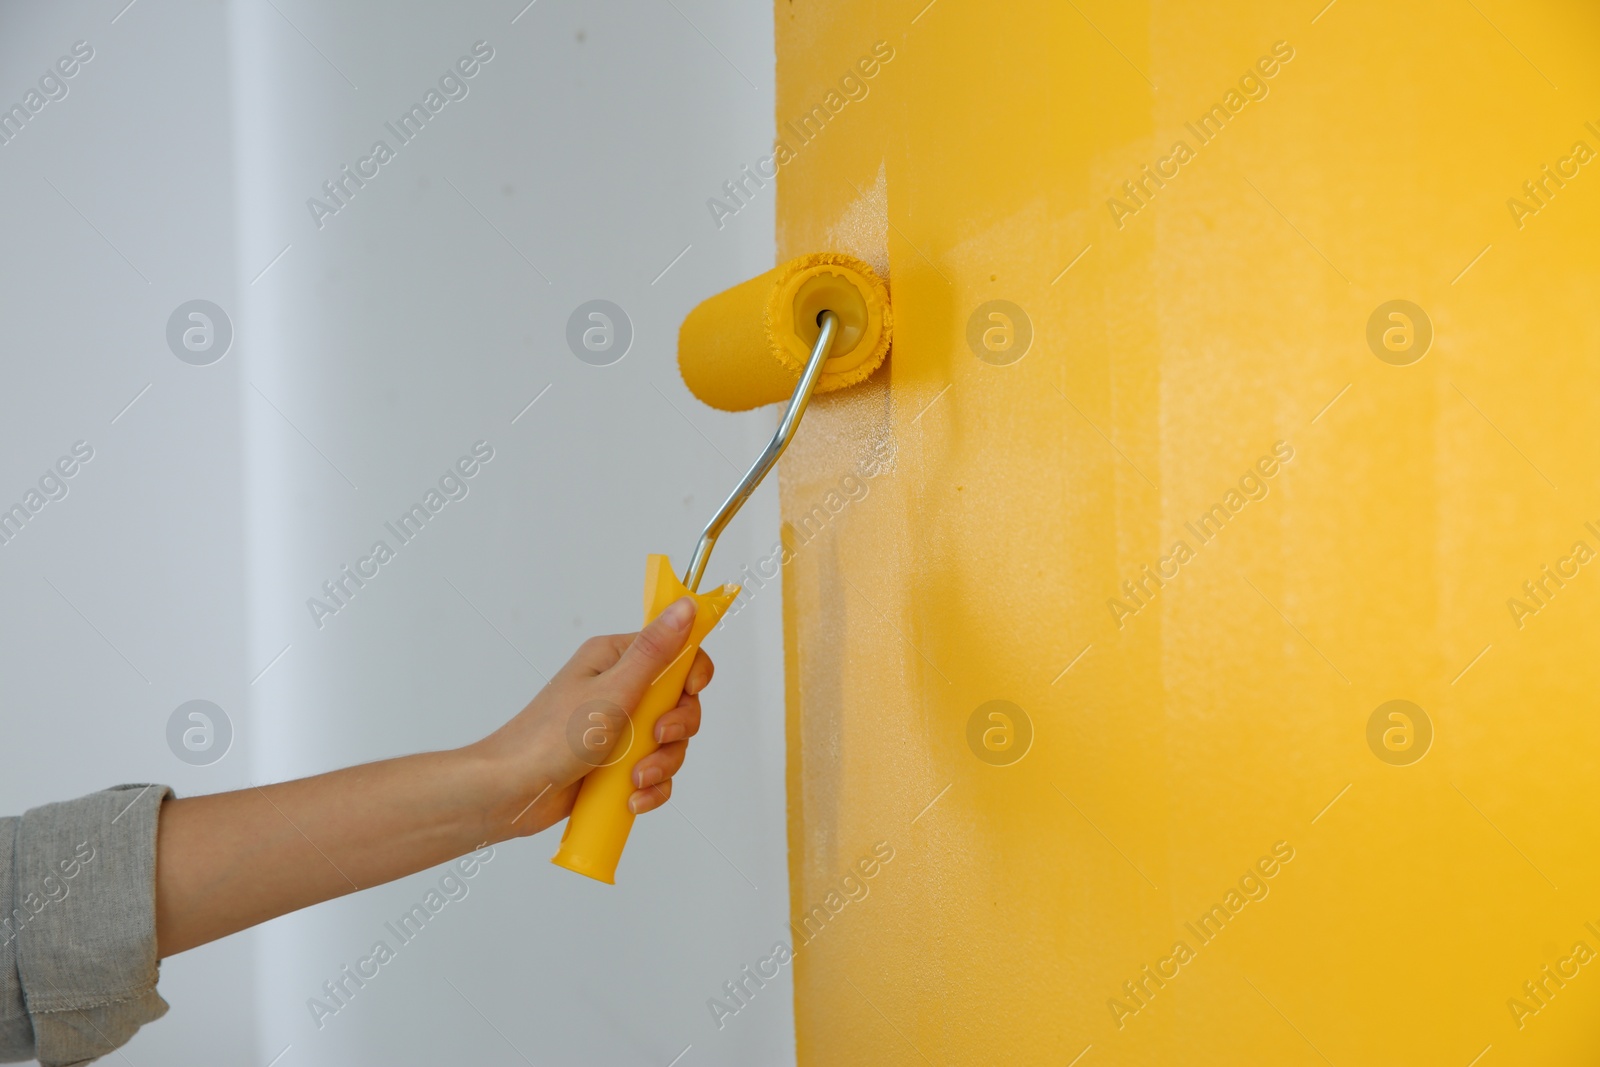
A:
[[0, 784, 174, 1066]]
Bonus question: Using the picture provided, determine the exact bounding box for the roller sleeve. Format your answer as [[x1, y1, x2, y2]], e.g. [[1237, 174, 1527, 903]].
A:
[[677, 252, 892, 412]]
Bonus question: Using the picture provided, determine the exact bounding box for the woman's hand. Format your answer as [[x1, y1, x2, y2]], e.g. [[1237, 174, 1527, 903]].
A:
[[155, 600, 714, 957], [467, 595, 715, 841]]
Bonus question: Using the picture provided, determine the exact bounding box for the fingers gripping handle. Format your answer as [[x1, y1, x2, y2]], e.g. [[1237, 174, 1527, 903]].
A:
[[551, 555, 738, 884]]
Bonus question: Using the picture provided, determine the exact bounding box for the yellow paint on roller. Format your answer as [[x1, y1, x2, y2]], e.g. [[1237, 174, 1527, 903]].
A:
[[678, 252, 892, 412], [550, 555, 737, 884]]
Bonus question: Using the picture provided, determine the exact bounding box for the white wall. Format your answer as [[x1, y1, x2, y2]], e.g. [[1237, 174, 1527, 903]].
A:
[[0, 1, 792, 1063]]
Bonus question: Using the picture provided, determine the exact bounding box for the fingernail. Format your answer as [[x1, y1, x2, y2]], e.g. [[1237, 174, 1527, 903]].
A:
[[657, 723, 685, 744], [660, 597, 695, 631], [628, 794, 643, 814], [635, 765, 663, 789]]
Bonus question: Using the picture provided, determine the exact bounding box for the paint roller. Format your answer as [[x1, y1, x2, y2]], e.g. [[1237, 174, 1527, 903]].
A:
[[551, 252, 892, 883]]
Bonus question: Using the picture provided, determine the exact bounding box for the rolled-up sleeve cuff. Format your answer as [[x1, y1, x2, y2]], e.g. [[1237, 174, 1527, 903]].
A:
[[12, 784, 173, 1066]]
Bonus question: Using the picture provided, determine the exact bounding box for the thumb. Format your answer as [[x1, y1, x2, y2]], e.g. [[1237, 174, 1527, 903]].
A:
[[603, 596, 697, 705]]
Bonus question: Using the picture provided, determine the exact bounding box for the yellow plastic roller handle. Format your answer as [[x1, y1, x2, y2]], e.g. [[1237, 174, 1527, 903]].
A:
[[551, 555, 738, 884]]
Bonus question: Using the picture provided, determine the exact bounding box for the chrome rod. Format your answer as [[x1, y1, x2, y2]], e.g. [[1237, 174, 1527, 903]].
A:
[[682, 311, 840, 591]]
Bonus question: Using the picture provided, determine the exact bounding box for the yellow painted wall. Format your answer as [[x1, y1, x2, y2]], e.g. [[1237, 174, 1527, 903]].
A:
[[774, 2, 1600, 1063]]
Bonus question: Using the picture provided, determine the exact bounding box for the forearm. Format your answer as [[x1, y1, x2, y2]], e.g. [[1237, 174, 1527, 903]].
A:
[[155, 746, 514, 957], [154, 600, 712, 958]]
